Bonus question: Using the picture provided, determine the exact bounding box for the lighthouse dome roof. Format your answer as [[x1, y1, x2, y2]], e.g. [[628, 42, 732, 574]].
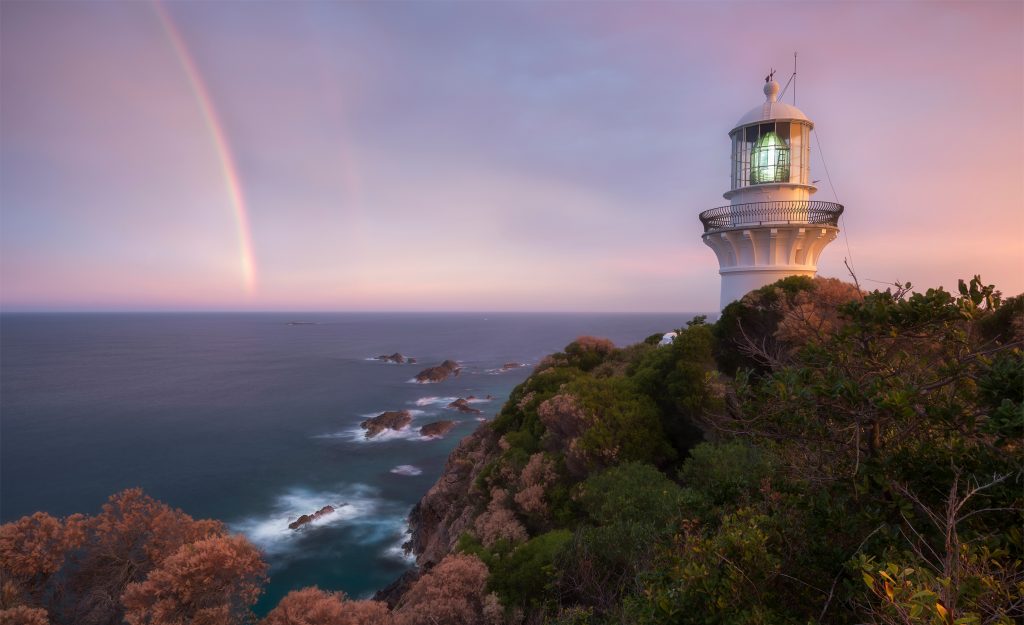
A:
[[732, 79, 811, 131]]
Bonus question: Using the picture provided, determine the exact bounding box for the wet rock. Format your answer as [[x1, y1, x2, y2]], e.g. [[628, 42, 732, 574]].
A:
[[288, 504, 340, 530], [361, 410, 413, 438], [414, 360, 461, 383], [500, 362, 524, 371], [447, 398, 482, 415], [374, 568, 421, 608], [420, 420, 456, 437], [377, 353, 406, 364]]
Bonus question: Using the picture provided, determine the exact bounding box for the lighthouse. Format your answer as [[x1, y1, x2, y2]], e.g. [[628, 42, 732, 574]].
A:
[[699, 74, 843, 309]]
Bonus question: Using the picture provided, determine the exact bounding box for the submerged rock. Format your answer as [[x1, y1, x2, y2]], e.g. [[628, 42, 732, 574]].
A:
[[361, 410, 413, 438], [420, 420, 456, 437], [288, 504, 341, 530], [447, 398, 482, 415], [414, 360, 461, 383], [377, 353, 406, 364]]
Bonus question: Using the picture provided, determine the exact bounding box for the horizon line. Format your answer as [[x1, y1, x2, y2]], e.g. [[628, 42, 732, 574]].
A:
[[0, 309, 716, 316]]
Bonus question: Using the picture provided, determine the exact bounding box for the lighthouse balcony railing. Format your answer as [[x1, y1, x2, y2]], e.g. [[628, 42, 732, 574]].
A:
[[699, 200, 844, 233]]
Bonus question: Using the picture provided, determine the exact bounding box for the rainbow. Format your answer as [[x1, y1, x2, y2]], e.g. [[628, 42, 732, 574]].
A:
[[153, 1, 257, 293]]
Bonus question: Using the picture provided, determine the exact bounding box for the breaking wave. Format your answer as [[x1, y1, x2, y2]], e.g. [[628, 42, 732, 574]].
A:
[[390, 465, 423, 476], [315, 426, 430, 443], [413, 396, 458, 407], [231, 484, 380, 555]]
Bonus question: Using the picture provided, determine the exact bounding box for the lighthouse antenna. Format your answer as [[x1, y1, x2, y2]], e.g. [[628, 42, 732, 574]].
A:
[[778, 53, 799, 103]]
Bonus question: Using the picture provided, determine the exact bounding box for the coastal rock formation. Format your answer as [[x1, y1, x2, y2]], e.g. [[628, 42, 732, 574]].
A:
[[447, 398, 482, 415], [414, 360, 461, 383], [419, 420, 456, 437], [288, 504, 340, 530], [377, 353, 406, 364], [406, 426, 500, 567], [500, 362, 524, 371], [361, 410, 413, 438], [372, 568, 421, 608]]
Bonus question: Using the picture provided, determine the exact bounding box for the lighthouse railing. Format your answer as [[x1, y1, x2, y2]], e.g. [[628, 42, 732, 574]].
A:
[[698, 201, 844, 233]]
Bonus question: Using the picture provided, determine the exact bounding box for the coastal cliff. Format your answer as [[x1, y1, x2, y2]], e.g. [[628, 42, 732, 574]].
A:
[[407, 425, 499, 567], [392, 276, 1023, 625]]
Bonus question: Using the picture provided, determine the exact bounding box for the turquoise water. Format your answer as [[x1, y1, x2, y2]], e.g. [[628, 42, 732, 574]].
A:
[[0, 312, 694, 610]]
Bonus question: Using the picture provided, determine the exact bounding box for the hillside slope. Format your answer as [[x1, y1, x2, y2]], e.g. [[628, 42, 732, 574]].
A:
[[400, 276, 1023, 625]]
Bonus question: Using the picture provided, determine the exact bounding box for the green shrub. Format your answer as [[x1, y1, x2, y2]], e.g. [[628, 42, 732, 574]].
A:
[[629, 323, 716, 457], [488, 530, 572, 608], [713, 275, 815, 376], [627, 508, 785, 625], [677, 441, 775, 512], [578, 462, 683, 527], [567, 377, 675, 470]]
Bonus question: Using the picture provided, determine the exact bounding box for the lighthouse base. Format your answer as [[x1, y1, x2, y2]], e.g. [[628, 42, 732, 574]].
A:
[[718, 267, 816, 310], [701, 225, 839, 310]]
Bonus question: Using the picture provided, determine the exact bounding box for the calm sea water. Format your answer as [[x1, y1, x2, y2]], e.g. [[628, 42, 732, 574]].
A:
[[0, 312, 696, 611]]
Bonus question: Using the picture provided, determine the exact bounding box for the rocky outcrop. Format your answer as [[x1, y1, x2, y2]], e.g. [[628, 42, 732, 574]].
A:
[[500, 362, 524, 371], [414, 360, 461, 383], [377, 353, 407, 364], [373, 568, 421, 608], [447, 398, 482, 415], [420, 420, 456, 437], [288, 504, 341, 530], [406, 426, 500, 567], [361, 410, 413, 438]]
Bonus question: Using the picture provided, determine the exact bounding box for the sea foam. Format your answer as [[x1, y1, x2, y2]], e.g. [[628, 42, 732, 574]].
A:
[[413, 396, 458, 407], [232, 484, 378, 555], [390, 464, 423, 476]]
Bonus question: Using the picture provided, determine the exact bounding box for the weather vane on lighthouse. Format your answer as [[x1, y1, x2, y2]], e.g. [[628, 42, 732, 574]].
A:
[[698, 68, 844, 309]]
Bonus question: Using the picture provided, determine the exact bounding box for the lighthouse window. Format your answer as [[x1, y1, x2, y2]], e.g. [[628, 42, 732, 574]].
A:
[[750, 128, 791, 184]]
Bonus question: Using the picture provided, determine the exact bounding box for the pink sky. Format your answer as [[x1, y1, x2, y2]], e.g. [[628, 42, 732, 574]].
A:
[[1, 1, 1021, 312]]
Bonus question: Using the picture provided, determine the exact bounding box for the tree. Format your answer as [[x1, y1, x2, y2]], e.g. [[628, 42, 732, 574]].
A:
[[559, 464, 685, 614], [121, 535, 267, 625], [259, 587, 389, 625], [392, 554, 492, 625], [66, 489, 228, 625], [0, 606, 51, 625], [0, 512, 84, 610]]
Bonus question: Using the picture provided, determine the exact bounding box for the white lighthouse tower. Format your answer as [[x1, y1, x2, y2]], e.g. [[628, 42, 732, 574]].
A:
[[700, 73, 843, 309]]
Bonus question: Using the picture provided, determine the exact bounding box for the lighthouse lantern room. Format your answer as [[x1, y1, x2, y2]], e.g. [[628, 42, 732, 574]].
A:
[[700, 74, 844, 309]]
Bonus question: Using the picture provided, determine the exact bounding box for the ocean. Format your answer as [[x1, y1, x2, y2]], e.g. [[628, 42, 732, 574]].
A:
[[0, 312, 696, 611]]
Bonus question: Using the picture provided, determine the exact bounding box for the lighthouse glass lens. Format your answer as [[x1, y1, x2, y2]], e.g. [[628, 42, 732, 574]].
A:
[[750, 129, 790, 184]]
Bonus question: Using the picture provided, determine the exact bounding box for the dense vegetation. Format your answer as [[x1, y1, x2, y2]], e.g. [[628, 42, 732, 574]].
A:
[[2, 276, 1020, 625]]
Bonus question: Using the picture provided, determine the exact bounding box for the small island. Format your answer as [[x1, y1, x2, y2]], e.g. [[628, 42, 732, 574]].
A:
[[446, 398, 481, 415], [413, 360, 460, 383], [360, 410, 412, 438], [288, 504, 345, 530], [419, 420, 455, 437]]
